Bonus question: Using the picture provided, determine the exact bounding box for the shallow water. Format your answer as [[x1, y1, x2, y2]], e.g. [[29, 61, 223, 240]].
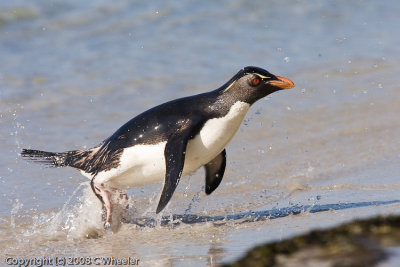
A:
[[1, 0, 400, 266]]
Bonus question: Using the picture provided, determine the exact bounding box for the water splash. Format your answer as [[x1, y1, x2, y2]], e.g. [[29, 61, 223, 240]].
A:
[[10, 199, 23, 229], [12, 183, 105, 240], [46, 182, 89, 235], [184, 189, 202, 216]]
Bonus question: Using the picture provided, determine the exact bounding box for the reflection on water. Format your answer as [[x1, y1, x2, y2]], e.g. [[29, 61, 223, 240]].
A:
[[132, 200, 400, 227]]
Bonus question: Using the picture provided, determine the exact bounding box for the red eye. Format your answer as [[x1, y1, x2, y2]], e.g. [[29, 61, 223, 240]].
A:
[[251, 77, 260, 86]]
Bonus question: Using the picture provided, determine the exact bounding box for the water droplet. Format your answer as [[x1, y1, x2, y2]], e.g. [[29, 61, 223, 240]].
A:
[[10, 199, 23, 228], [307, 164, 314, 172]]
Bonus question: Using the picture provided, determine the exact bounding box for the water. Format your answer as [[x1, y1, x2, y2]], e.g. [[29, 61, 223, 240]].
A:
[[1, 0, 400, 265]]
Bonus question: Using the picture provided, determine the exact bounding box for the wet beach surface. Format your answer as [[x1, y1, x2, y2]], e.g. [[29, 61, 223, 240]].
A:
[[1, 1, 400, 266]]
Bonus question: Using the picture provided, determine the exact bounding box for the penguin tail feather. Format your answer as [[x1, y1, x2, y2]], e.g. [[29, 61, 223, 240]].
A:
[[21, 148, 92, 170]]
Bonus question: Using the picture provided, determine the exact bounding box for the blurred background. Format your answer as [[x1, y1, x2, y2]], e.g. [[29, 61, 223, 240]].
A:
[[1, 0, 400, 265]]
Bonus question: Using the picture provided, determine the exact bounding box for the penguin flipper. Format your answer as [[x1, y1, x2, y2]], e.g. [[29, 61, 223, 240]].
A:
[[204, 149, 226, 195], [156, 120, 197, 213]]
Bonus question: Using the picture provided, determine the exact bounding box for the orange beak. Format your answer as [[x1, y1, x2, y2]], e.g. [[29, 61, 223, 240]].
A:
[[267, 76, 295, 89]]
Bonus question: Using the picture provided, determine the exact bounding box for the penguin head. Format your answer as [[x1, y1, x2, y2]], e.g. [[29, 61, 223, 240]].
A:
[[221, 66, 294, 104]]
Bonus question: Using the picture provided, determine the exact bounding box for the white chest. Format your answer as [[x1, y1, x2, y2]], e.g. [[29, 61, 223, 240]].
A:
[[91, 101, 250, 188], [183, 101, 250, 172]]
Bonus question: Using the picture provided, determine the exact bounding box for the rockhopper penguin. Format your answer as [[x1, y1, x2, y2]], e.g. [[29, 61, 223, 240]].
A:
[[21, 66, 295, 228]]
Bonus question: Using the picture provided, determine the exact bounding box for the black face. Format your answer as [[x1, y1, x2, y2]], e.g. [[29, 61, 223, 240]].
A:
[[220, 66, 294, 105], [242, 66, 278, 81]]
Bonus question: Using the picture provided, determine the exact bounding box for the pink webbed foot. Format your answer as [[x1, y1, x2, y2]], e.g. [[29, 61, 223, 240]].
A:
[[93, 183, 112, 229]]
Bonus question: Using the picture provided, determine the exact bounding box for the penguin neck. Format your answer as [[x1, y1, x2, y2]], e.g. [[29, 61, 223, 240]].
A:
[[214, 84, 253, 107], [216, 83, 279, 106]]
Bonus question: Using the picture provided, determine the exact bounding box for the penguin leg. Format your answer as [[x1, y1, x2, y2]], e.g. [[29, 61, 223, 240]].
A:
[[118, 190, 128, 201], [93, 183, 112, 228], [90, 178, 103, 203], [119, 191, 129, 209], [112, 188, 129, 209]]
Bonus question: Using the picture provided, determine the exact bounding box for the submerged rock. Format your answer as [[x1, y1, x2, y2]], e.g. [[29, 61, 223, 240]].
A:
[[225, 215, 400, 266]]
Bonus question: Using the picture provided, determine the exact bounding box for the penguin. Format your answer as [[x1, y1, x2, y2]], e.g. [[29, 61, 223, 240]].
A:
[[21, 66, 294, 228]]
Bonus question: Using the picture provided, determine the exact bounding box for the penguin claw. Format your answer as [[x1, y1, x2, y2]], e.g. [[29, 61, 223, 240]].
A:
[[104, 222, 111, 229]]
